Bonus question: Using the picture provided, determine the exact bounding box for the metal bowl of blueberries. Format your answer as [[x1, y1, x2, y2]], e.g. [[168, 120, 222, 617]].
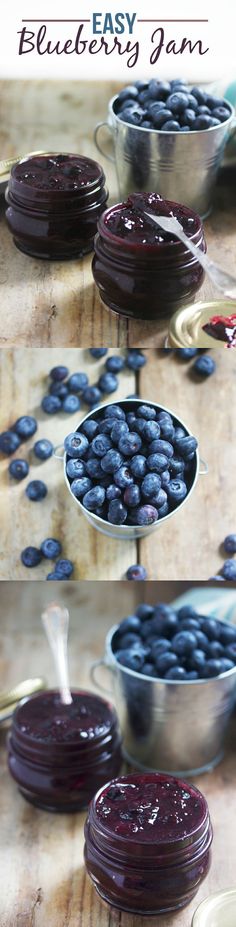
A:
[[63, 398, 204, 540], [92, 601, 236, 777], [94, 79, 236, 217]]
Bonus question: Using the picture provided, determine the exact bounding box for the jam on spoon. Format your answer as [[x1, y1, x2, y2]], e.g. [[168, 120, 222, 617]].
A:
[[202, 314, 236, 347]]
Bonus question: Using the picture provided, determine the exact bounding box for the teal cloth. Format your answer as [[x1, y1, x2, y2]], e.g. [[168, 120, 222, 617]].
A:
[[172, 587, 236, 626]]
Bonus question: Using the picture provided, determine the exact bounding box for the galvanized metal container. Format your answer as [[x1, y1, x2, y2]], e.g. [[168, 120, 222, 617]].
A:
[[62, 398, 205, 541], [95, 96, 236, 218], [166, 299, 236, 348], [91, 625, 236, 778]]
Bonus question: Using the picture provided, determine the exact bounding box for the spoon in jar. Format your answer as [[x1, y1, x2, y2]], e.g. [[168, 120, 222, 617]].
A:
[[144, 212, 236, 300], [41, 602, 72, 706]]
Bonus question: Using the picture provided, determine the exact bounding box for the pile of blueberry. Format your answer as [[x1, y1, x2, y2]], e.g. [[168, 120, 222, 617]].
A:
[[64, 401, 198, 526], [41, 350, 146, 416], [112, 602, 236, 679], [115, 79, 231, 132]]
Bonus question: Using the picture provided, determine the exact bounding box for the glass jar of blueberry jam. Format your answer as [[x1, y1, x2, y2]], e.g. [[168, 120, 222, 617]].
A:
[[5, 153, 108, 260], [84, 772, 212, 915], [8, 690, 122, 812], [92, 192, 206, 320]]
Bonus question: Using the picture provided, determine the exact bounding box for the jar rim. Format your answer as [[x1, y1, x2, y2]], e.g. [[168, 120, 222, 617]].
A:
[[97, 198, 203, 254], [11, 688, 118, 748]]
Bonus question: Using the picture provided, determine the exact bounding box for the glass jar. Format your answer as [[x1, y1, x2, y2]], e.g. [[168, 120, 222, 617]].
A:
[[84, 772, 212, 915], [92, 192, 206, 321], [5, 153, 108, 259], [8, 689, 122, 812]]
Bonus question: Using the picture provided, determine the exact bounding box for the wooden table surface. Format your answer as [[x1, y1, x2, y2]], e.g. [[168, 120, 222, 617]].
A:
[[1, 580, 236, 926], [0, 347, 236, 581], [0, 80, 236, 348]]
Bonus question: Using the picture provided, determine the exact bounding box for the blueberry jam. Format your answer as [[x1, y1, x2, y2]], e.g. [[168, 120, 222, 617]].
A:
[[202, 314, 236, 347], [105, 193, 198, 246], [93, 194, 205, 320], [6, 153, 108, 259], [8, 690, 122, 812], [84, 772, 212, 914]]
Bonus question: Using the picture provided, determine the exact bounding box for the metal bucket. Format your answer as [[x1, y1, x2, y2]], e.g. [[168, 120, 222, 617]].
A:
[[95, 96, 236, 218], [61, 398, 206, 541], [91, 625, 236, 777]]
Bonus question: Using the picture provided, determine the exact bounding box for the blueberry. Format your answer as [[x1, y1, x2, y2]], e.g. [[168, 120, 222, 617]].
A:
[[89, 348, 108, 358], [212, 106, 230, 122], [161, 120, 180, 131], [14, 416, 37, 440], [82, 419, 99, 440], [141, 663, 157, 677], [9, 458, 29, 480], [25, 480, 47, 501], [114, 465, 133, 488], [152, 109, 173, 128], [200, 618, 219, 641], [186, 95, 199, 112], [149, 439, 173, 458], [147, 453, 168, 473], [0, 430, 21, 455], [225, 644, 236, 663], [152, 638, 172, 657], [149, 489, 167, 510], [161, 470, 171, 487], [67, 372, 88, 392], [107, 499, 127, 525], [54, 558, 74, 577], [175, 436, 198, 458], [118, 86, 139, 102], [130, 455, 147, 478], [155, 652, 178, 674], [21, 546, 42, 567], [47, 572, 64, 581], [166, 92, 189, 113], [133, 505, 158, 526], [91, 434, 112, 457], [33, 439, 54, 460], [205, 659, 222, 677], [180, 618, 201, 632], [105, 355, 125, 373], [118, 615, 141, 633], [193, 355, 216, 376], [137, 405, 156, 420], [66, 458, 86, 479], [165, 666, 187, 680], [186, 671, 198, 680], [42, 395, 62, 414], [104, 405, 125, 420], [219, 658, 235, 673], [71, 477, 92, 498], [223, 534, 236, 554], [86, 458, 103, 479], [82, 486, 105, 511], [119, 110, 142, 126], [118, 632, 141, 648], [50, 383, 68, 400], [98, 372, 118, 393], [169, 457, 185, 475], [143, 421, 160, 442], [190, 649, 207, 672], [126, 351, 147, 370], [179, 127, 191, 132], [178, 348, 199, 359], [50, 365, 69, 381], [147, 101, 167, 115], [116, 648, 146, 672], [177, 605, 198, 619], [166, 479, 187, 504], [126, 564, 148, 580], [82, 386, 102, 407], [197, 105, 211, 115], [62, 394, 80, 413], [40, 538, 62, 559], [111, 421, 129, 444], [124, 484, 141, 507], [172, 631, 198, 655], [141, 473, 161, 498], [180, 108, 196, 127], [136, 604, 154, 620], [64, 432, 89, 458], [106, 484, 121, 502], [219, 624, 236, 645], [101, 449, 123, 473], [158, 501, 169, 518], [194, 115, 213, 129], [118, 433, 142, 456], [221, 560, 236, 581], [191, 87, 206, 104], [207, 641, 224, 658]]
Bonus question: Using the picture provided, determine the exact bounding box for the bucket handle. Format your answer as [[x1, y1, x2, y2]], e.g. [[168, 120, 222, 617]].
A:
[[229, 116, 236, 141], [53, 443, 65, 461], [199, 457, 208, 475], [90, 658, 114, 695], [94, 122, 115, 163]]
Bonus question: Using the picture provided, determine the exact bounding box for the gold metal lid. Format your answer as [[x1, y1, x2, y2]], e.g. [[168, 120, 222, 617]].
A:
[[0, 677, 46, 722], [192, 890, 236, 927], [167, 300, 236, 348]]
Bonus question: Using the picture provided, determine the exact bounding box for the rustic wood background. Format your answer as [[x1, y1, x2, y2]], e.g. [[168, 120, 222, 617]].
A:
[[0, 580, 236, 926], [0, 347, 236, 581], [0, 80, 236, 348]]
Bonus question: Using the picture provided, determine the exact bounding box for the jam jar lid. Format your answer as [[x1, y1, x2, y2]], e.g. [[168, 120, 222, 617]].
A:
[[11, 689, 119, 758], [8, 152, 106, 206], [87, 773, 212, 866], [97, 192, 203, 256], [167, 299, 236, 347]]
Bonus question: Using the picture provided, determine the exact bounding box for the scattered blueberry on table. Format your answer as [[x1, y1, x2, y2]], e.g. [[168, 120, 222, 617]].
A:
[[193, 356, 216, 377], [112, 602, 236, 679], [25, 480, 48, 501], [14, 416, 37, 440], [8, 459, 29, 480], [126, 564, 148, 580], [40, 538, 62, 559], [221, 560, 236, 581], [21, 547, 43, 567], [33, 439, 54, 460], [115, 79, 231, 131], [65, 401, 198, 527], [223, 534, 236, 554], [0, 431, 21, 455]]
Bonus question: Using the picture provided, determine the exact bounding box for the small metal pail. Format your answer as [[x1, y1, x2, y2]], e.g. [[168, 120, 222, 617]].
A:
[[61, 398, 206, 541], [95, 96, 236, 218], [91, 625, 236, 777]]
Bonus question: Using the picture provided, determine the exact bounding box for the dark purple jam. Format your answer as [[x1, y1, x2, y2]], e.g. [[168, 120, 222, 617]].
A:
[[202, 314, 236, 347], [84, 772, 212, 915], [8, 690, 122, 812], [92, 192, 205, 321], [6, 153, 108, 260]]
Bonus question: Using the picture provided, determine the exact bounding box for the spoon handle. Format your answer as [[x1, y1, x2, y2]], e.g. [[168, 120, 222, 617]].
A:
[[41, 603, 72, 705]]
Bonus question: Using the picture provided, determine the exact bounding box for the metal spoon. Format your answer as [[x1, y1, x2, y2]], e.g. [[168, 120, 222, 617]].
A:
[[145, 211, 236, 300], [41, 602, 72, 706]]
